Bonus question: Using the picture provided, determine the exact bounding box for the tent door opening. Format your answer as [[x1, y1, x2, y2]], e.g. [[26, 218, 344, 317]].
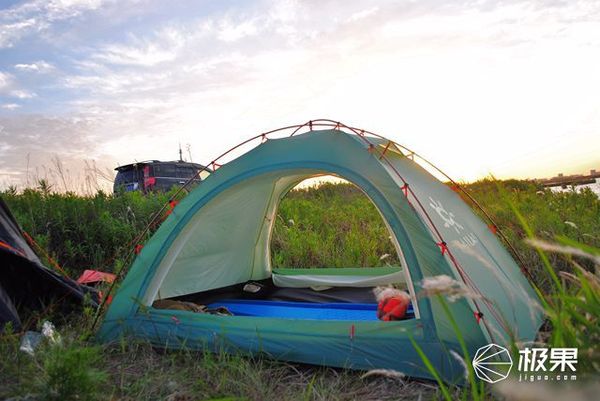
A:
[[149, 171, 419, 322]]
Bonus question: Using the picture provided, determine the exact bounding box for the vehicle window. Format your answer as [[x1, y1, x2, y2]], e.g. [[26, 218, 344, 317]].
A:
[[115, 169, 136, 184], [177, 166, 197, 178], [154, 164, 177, 177]]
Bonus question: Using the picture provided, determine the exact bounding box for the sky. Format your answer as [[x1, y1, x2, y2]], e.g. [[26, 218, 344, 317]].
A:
[[0, 0, 599, 192]]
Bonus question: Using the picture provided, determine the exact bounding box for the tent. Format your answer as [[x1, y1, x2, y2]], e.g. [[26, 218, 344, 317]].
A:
[[98, 123, 543, 383], [0, 197, 93, 331]]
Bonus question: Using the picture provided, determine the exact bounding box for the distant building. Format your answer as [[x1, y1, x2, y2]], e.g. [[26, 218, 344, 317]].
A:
[[114, 160, 211, 194]]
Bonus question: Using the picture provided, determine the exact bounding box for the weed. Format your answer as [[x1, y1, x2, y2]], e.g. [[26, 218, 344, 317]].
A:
[[36, 343, 107, 401]]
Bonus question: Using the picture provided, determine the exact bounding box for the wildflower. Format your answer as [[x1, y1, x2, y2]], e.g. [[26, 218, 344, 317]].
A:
[[420, 275, 481, 302], [526, 238, 600, 265], [450, 350, 469, 381], [360, 369, 405, 379], [41, 321, 61, 345], [288, 219, 295, 226]]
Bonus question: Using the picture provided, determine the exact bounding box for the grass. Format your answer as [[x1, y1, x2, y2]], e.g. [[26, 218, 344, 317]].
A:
[[1, 328, 438, 401], [2, 186, 183, 275], [1, 178, 599, 400], [272, 182, 400, 268]]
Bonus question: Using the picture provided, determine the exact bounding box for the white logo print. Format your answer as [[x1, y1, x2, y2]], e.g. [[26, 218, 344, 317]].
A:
[[428, 197, 479, 248], [429, 197, 464, 234], [472, 343, 513, 384]]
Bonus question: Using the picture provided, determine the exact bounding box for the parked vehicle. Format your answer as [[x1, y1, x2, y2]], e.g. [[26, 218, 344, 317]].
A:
[[113, 160, 211, 194]]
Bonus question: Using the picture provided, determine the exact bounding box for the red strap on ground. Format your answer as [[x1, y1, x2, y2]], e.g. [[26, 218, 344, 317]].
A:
[[488, 224, 498, 234], [437, 241, 448, 255], [134, 244, 144, 254], [350, 324, 355, 340]]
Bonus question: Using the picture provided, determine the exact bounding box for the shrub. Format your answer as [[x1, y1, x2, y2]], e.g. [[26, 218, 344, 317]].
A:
[[37, 344, 107, 401]]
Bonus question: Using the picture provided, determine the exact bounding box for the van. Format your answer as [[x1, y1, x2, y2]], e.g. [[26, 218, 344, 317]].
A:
[[113, 160, 211, 193]]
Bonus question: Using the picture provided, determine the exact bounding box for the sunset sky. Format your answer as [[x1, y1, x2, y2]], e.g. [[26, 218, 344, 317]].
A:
[[0, 0, 599, 191]]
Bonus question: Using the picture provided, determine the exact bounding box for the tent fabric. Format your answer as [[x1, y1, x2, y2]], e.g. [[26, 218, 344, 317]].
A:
[[0, 280, 20, 330], [0, 197, 95, 331], [174, 279, 383, 305], [98, 129, 543, 384], [272, 267, 401, 276], [0, 199, 42, 263], [271, 267, 406, 288]]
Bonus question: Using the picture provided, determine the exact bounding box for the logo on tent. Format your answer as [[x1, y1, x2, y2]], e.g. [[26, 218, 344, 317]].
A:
[[428, 197, 464, 234], [472, 343, 513, 383], [429, 197, 479, 248]]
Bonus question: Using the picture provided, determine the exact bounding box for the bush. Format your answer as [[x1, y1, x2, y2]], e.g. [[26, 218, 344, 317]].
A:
[[37, 343, 107, 401]]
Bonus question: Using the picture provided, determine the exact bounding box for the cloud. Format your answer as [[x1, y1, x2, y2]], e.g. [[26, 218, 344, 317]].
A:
[[0, 17, 39, 48], [1, 0, 600, 190], [0, 71, 36, 101], [347, 6, 379, 23], [0, 71, 12, 89], [91, 27, 185, 66], [1, 103, 20, 110], [14, 60, 55, 73], [0, 113, 116, 190], [0, 0, 114, 49], [217, 18, 259, 42], [10, 90, 36, 99]]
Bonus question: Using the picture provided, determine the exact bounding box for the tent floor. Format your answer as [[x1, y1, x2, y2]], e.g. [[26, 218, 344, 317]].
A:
[[168, 279, 414, 321]]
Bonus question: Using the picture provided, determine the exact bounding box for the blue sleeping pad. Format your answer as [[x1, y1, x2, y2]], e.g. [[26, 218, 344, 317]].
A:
[[206, 299, 414, 321]]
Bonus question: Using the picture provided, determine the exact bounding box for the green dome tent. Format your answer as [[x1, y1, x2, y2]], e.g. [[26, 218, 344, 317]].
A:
[[98, 121, 543, 383]]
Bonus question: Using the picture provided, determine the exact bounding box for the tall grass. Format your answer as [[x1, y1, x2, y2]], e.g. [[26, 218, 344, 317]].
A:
[[272, 182, 400, 268], [2, 186, 181, 275]]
